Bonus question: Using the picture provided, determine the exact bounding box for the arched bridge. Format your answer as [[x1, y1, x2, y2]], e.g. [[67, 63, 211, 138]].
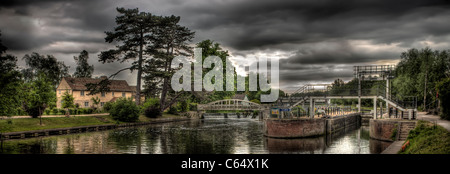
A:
[[198, 99, 262, 111]]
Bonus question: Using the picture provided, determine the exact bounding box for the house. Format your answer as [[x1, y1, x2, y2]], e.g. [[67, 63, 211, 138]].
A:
[[56, 76, 137, 108], [233, 93, 249, 101]]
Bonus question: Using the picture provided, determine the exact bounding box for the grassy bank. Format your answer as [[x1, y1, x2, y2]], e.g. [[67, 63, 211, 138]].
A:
[[400, 120, 450, 154], [0, 114, 184, 133]]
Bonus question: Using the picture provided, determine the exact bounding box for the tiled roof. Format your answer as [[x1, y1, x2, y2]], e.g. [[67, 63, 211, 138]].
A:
[[62, 77, 135, 92]]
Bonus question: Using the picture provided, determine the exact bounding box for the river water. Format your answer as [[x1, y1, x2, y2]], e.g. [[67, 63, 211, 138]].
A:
[[0, 119, 392, 154]]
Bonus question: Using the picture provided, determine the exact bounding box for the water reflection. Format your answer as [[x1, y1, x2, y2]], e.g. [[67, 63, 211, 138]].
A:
[[0, 119, 391, 154]]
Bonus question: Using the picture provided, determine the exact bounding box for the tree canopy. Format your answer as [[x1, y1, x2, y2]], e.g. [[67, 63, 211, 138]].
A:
[[73, 50, 94, 78]]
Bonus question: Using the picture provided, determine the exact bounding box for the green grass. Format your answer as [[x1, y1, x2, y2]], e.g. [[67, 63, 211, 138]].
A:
[[399, 120, 450, 154], [0, 113, 185, 133]]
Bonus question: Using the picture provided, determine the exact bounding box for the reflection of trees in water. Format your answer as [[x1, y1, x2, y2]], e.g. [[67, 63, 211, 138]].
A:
[[108, 128, 144, 153], [157, 120, 237, 154], [1, 138, 57, 154]]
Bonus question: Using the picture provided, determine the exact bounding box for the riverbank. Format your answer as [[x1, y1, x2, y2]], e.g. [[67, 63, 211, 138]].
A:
[[0, 114, 184, 133], [399, 120, 450, 154]]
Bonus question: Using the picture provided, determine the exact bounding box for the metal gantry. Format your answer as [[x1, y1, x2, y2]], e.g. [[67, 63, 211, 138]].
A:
[[276, 65, 417, 120]]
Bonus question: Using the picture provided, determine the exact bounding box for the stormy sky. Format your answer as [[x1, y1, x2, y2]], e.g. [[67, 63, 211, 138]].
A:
[[1, 0, 450, 93]]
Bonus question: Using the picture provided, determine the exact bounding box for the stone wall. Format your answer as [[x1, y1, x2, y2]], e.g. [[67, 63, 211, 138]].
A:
[[264, 113, 361, 138], [369, 119, 398, 142], [264, 118, 326, 138], [326, 113, 361, 134]]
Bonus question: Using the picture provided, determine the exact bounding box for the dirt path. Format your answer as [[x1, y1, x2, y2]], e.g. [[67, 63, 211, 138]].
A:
[[0, 113, 109, 119], [416, 112, 450, 131]]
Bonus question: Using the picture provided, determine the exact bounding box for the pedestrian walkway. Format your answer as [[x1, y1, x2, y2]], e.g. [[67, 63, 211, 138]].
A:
[[416, 112, 450, 131], [381, 141, 404, 154], [0, 113, 109, 119]]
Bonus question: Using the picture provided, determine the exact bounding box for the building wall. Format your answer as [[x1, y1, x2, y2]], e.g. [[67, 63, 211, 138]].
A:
[[56, 79, 135, 108], [71, 91, 134, 108], [56, 79, 72, 108]]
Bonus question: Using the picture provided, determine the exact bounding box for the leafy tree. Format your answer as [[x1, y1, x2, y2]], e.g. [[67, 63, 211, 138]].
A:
[[61, 91, 75, 109], [99, 7, 158, 105], [73, 50, 94, 78], [22, 52, 70, 88], [436, 78, 450, 120], [0, 33, 24, 116], [91, 96, 100, 112], [190, 40, 234, 103], [393, 48, 450, 111], [22, 74, 56, 121]]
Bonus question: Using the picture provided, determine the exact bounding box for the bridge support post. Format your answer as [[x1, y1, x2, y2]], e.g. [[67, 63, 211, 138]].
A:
[[358, 97, 361, 113], [373, 97, 377, 119], [408, 109, 412, 120], [310, 98, 315, 119]]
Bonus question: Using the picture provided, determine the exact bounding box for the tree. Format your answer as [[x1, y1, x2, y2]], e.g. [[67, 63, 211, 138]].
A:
[[99, 7, 158, 105], [91, 96, 100, 112], [145, 14, 195, 112], [393, 47, 450, 111], [0, 31, 24, 116], [61, 91, 75, 109], [22, 74, 56, 123], [73, 50, 94, 78], [436, 78, 450, 120], [22, 52, 70, 88], [192, 40, 234, 103]]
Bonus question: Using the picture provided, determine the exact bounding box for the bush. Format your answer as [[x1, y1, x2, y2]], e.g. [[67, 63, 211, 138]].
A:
[[59, 109, 66, 115], [109, 98, 140, 122], [177, 100, 189, 112], [189, 103, 198, 111], [168, 106, 178, 115], [44, 109, 51, 115], [143, 98, 161, 118], [52, 108, 59, 115], [103, 102, 114, 112], [145, 106, 161, 118]]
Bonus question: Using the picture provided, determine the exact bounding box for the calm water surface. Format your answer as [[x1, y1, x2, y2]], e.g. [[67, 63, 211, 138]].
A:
[[0, 119, 391, 154]]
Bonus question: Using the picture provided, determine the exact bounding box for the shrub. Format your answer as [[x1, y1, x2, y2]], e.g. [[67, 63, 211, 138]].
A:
[[145, 106, 161, 118], [103, 102, 114, 112], [177, 100, 189, 112], [44, 109, 51, 115], [143, 98, 161, 118], [109, 98, 140, 122], [52, 108, 59, 115], [59, 109, 66, 115], [189, 103, 198, 111], [168, 106, 178, 115]]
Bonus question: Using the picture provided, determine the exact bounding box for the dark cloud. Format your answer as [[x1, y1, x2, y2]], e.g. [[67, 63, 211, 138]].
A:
[[1, 0, 450, 90]]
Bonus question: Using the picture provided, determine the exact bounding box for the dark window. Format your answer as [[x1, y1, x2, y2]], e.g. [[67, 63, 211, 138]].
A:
[[80, 91, 85, 96]]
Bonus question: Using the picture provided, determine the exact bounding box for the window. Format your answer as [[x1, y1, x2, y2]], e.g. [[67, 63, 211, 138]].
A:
[[101, 102, 105, 107], [112, 92, 115, 97], [84, 102, 89, 107], [101, 92, 105, 97], [122, 92, 126, 97], [59, 90, 61, 94], [80, 91, 85, 96]]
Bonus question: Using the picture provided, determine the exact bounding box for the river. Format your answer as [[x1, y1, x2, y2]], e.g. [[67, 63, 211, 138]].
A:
[[0, 118, 392, 154]]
